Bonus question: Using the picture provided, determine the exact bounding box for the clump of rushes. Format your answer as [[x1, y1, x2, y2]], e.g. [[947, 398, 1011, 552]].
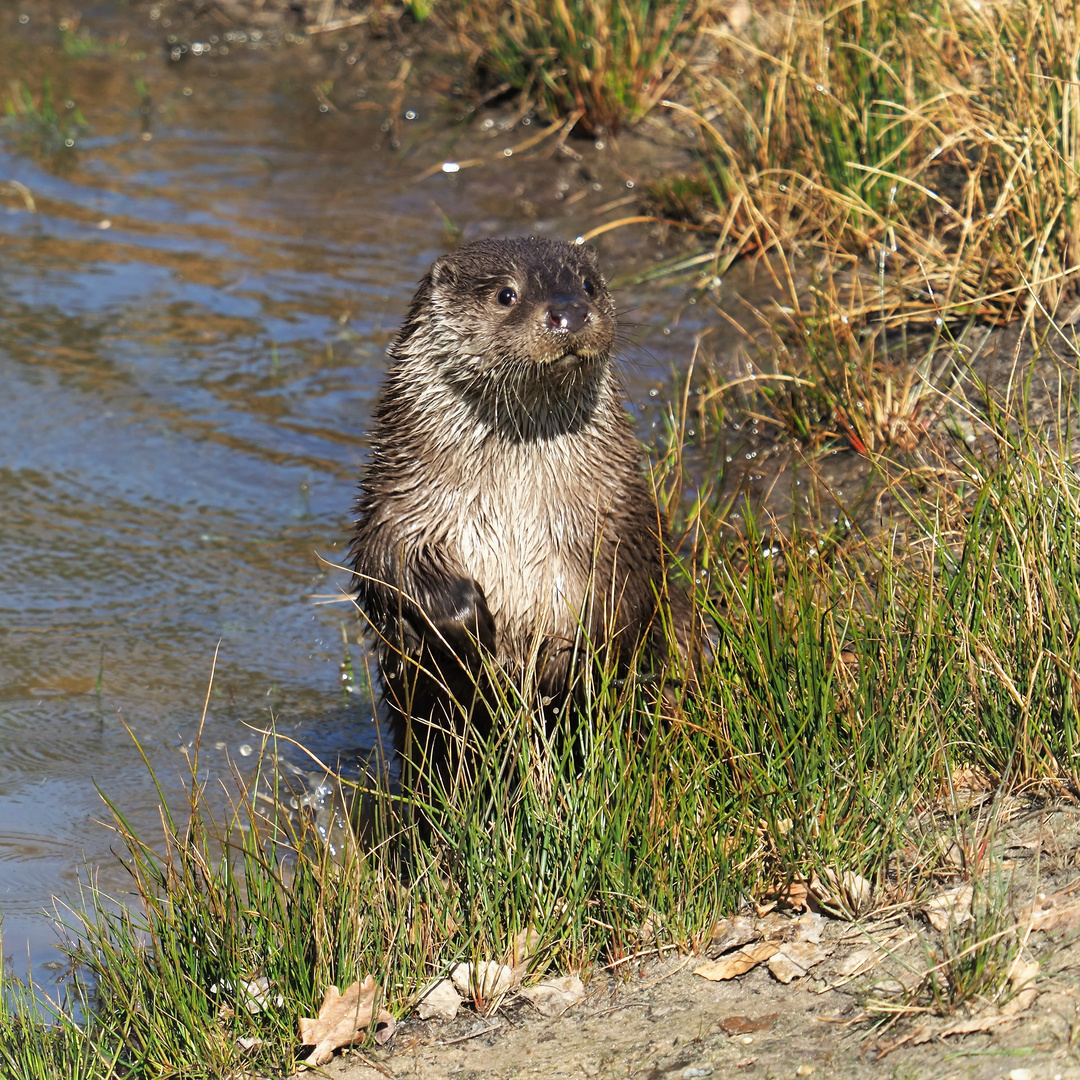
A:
[[684, 0, 1080, 323], [454, 0, 707, 133], [868, 859, 1025, 1032], [0, 985, 106, 1080], [921, 870, 1022, 1015]]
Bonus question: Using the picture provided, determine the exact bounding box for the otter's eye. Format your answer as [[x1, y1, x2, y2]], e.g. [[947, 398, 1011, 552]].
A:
[[582, 277, 596, 297], [496, 286, 518, 307]]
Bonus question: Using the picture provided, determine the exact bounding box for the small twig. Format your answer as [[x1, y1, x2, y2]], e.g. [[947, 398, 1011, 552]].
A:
[[636, 956, 694, 992], [435, 1020, 502, 1046], [595, 1000, 649, 1016], [304, 13, 369, 33], [342, 1049, 394, 1078]]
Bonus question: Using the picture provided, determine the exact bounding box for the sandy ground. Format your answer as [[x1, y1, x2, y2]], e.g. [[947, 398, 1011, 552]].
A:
[[288, 803, 1080, 1080]]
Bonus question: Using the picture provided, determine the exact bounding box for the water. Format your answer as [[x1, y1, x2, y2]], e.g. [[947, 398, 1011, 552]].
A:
[[0, 0, 722, 982]]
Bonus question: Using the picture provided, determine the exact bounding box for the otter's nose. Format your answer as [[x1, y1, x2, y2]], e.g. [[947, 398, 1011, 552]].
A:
[[545, 299, 591, 334]]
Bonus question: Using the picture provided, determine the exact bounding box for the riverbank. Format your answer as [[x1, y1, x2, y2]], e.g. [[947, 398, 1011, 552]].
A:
[[5, 1, 1080, 1078]]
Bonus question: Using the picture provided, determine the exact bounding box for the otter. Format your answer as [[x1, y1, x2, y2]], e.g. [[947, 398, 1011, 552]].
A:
[[350, 235, 693, 788]]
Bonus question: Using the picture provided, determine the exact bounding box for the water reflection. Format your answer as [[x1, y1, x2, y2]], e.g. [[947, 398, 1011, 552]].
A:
[[0, 0, 714, 980]]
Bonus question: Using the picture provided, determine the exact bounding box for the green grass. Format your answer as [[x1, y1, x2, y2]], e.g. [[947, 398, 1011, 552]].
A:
[[0, 984, 106, 1080], [691, 0, 1080, 326], [453, 0, 704, 134]]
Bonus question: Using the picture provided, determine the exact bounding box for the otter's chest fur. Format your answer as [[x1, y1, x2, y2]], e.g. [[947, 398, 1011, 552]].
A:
[[430, 424, 624, 665]]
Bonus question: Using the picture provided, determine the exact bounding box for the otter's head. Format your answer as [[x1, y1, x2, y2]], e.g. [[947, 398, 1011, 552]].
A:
[[393, 236, 617, 439]]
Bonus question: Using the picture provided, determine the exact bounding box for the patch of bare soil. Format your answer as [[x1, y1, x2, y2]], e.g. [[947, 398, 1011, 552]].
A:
[[299, 804, 1080, 1080]]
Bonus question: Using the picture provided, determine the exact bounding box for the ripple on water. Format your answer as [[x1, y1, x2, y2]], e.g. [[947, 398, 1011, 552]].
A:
[[0, 0, 723, 985]]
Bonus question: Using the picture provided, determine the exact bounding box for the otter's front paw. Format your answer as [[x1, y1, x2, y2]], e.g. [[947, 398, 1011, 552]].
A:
[[420, 576, 496, 656]]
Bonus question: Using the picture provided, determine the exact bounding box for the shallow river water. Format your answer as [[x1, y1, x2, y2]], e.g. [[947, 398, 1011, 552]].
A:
[[0, 0, 736, 982]]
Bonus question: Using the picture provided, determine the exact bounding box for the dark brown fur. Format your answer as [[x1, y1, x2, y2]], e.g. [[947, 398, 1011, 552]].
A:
[[350, 236, 692, 783]]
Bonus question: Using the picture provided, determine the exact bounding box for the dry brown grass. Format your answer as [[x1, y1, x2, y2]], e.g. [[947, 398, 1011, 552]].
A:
[[671, 0, 1080, 328]]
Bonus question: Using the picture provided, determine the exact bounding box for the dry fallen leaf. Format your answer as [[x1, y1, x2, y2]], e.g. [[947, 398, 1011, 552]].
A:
[[520, 975, 586, 1017], [1025, 897, 1080, 933], [922, 884, 974, 932], [875, 958, 1040, 1057], [767, 941, 829, 985], [818, 869, 873, 916], [416, 977, 463, 1021], [705, 915, 759, 958], [1002, 957, 1040, 1015], [298, 975, 395, 1066], [451, 961, 514, 1002], [789, 912, 825, 944], [695, 940, 782, 981], [719, 1013, 778, 1036], [834, 946, 885, 979]]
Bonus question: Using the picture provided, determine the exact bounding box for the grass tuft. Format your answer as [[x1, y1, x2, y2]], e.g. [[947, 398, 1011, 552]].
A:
[[453, 0, 708, 134]]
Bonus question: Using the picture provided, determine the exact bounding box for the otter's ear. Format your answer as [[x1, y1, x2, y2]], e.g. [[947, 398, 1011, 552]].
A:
[[427, 254, 459, 292], [579, 242, 605, 277]]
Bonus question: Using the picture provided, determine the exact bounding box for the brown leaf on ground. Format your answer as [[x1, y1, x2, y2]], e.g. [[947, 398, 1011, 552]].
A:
[[298, 975, 395, 1066], [772, 879, 811, 911], [1002, 958, 1040, 1015], [695, 940, 782, 981], [1024, 897, 1080, 933], [705, 915, 759, 958], [416, 977, 462, 1021], [922, 884, 974, 932], [875, 958, 1040, 1057], [768, 941, 829, 984], [719, 1012, 778, 1036], [702, 911, 830, 982], [787, 912, 826, 943], [879, 1010, 1019, 1055], [519, 975, 586, 1017], [451, 960, 515, 1002], [833, 946, 885, 980], [816, 869, 873, 916]]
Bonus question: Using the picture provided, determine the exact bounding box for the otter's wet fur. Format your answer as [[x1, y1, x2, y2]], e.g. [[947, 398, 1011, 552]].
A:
[[350, 236, 692, 782]]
